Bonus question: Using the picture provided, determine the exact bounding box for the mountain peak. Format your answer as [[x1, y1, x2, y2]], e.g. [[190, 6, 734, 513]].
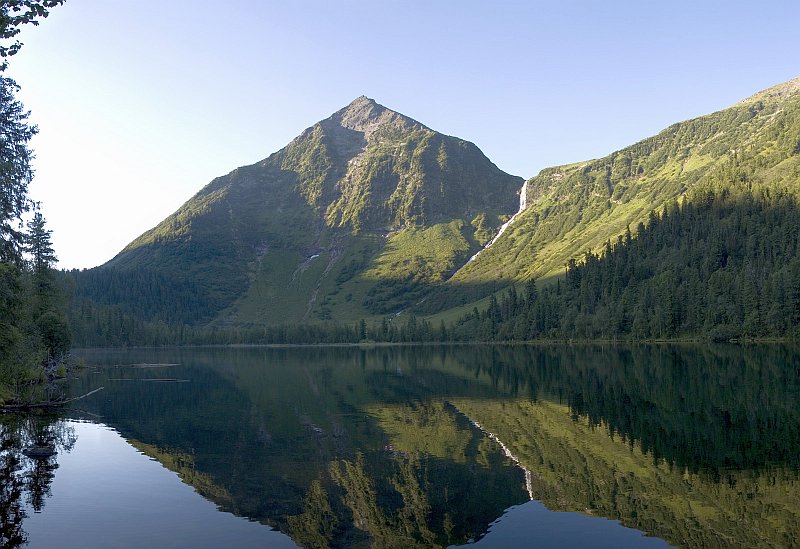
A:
[[336, 95, 385, 130], [324, 96, 427, 136], [348, 95, 377, 107], [339, 95, 387, 130]]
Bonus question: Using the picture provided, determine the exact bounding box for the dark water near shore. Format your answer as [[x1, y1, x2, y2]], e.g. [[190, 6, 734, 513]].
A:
[[4, 344, 800, 548]]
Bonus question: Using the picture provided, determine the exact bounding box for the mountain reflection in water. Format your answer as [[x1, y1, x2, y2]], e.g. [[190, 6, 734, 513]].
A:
[[28, 344, 799, 548]]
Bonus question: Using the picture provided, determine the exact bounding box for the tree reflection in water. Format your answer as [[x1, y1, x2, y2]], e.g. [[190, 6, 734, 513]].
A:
[[68, 344, 800, 548], [0, 413, 75, 548]]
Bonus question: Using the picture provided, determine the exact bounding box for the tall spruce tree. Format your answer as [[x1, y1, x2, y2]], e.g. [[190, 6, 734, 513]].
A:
[[25, 210, 55, 275], [0, 75, 35, 263], [0, 0, 66, 402], [0, 0, 64, 261], [25, 210, 68, 357]]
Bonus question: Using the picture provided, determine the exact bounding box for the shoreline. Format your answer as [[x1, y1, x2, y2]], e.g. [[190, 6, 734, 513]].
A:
[[70, 337, 799, 352]]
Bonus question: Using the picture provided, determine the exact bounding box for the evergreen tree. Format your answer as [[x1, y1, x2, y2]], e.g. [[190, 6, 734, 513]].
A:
[[0, 1, 65, 63], [25, 210, 55, 276], [0, 76, 35, 263], [0, 0, 67, 402], [25, 211, 69, 357]]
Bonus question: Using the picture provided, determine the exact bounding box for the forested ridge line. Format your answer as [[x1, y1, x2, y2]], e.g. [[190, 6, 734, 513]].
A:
[[64, 181, 800, 346]]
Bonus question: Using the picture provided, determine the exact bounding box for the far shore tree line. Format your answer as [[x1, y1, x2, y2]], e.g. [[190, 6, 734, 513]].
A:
[[64, 182, 800, 347]]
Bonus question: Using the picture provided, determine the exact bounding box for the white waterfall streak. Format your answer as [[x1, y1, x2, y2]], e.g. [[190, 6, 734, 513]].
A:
[[467, 180, 528, 264], [449, 403, 534, 501]]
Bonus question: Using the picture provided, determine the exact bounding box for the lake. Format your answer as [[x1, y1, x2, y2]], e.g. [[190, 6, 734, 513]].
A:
[[4, 344, 800, 548]]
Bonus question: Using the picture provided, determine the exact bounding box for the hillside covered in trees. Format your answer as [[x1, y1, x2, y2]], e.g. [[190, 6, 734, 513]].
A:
[[63, 182, 800, 345], [451, 78, 800, 341], [453, 186, 800, 341], [62, 76, 800, 346]]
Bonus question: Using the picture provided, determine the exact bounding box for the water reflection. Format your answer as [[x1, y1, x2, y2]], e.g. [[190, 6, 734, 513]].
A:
[[68, 344, 800, 548], [447, 344, 800, 473], [0, 412, 75, 547]]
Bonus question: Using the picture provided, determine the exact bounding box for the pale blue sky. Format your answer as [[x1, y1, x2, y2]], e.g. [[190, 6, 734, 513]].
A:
[[8, 0, 800, 268]]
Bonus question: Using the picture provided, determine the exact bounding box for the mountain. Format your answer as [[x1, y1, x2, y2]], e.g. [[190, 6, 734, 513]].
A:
[[446, 77, 800, 340], [69, 76, 800, 340], [450, 76, 800, 288], [85, 96, 523, 325]]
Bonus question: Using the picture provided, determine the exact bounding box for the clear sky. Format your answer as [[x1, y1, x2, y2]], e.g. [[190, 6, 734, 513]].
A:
[[7, 0, 800, 269]]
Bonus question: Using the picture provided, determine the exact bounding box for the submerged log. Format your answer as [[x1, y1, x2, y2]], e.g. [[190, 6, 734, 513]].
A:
[[0, 386, 105, 412], [22, 445, 57, 459]]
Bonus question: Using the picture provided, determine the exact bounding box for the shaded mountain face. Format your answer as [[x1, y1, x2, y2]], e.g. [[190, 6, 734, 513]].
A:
[[99, 96, 524, 325]]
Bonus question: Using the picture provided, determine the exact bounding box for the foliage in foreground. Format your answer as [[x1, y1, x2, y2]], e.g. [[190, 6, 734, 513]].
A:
[[0, 1, 69, 404]]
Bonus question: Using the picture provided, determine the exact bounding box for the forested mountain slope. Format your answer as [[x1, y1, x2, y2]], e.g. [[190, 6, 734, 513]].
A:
[[73, 97, 522, 325], [453, 185, 800, 341], [451, 76, 800, 288], [451, 77, 800, 340], [68, 77, 800, 340]]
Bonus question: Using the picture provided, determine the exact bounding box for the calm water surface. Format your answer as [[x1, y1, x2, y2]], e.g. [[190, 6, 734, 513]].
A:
[[3, 344, 799, 548]]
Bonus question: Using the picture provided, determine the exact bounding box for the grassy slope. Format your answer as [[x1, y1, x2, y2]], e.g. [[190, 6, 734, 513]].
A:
[[453, 77, 800, 287]]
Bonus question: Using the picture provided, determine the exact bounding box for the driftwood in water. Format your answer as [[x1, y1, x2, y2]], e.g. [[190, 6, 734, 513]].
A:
[[0, 386, 105, 412], [22, 445, 57, 459]]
